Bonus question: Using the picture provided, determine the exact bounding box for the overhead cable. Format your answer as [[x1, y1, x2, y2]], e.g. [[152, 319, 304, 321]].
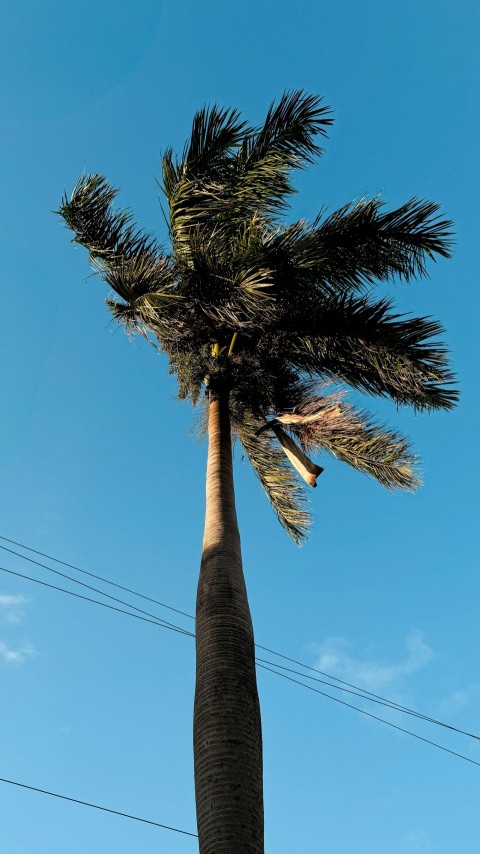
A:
[[0, 775, 197, 838], [2, 534, 478, 742], [1, 562, 479, 767]]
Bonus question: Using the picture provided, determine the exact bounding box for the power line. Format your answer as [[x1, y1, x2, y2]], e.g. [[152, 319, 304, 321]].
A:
[[0, 543, 192, 637], [256, 641, 428, 706], [2, 563, 479, 767], [10, 534, 471, 740], [0, 535, 193, 621], [0, 775, 197, 838], [2, 533, 478, 743], [255, 657, 480, 742], [257, 664, 480, 768], [0, 534, 450, 720], [0, 566, 194, 638]]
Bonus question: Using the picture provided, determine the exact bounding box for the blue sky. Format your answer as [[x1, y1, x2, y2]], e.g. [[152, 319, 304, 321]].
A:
[[1, 1, 479, 851]]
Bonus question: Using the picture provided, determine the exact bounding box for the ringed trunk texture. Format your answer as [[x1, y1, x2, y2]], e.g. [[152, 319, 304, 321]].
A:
[[194, 387, 264, 854]]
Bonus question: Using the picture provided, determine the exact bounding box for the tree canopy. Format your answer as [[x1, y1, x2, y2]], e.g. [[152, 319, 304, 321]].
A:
[[59, 91, 456, 543]]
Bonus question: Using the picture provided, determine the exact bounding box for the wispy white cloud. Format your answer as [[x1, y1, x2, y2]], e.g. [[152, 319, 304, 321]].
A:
[[438, 684, 480, 718], [399, 828, 431, 851], [312, 631, 433, 694], [0, 593, 29, 627], [0, 640, 35, 665], [0, 592, 35, 665]]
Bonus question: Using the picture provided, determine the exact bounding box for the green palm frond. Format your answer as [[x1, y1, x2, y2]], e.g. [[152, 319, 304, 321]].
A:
[[289, 335, 456, 411], [170, 225, 277, 332], [312, 197, 453, 289], [59, 174, 182, 344], [276, 391, 420, 491], [239, 90, 332, 170], [234, 265, 274, 304], [280, 291, 444, 347], [161, 106, 247, 229], [58, 173, 162, 264], [164, 172, 219, 254], [161, 109, 247, 252], [105, 292, 186, 346], [236, 411, 311, 544], [106, 298, 140, 335], [165, 92, 333, 250], [263, 197, 453, 293], [280, 293, 457, 411], [181, 105, 247, 178], [161, 149, 180, 206], [92, 252, 176, 300], [229, 92, 332, 217]]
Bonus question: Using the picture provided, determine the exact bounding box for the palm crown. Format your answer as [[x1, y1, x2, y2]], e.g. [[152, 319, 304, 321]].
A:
[[58, 91, 456, 543]]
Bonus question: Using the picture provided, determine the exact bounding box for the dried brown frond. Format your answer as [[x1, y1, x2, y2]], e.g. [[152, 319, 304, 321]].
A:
[[276, 389, 420, 491], [235, 410, 312, 544]]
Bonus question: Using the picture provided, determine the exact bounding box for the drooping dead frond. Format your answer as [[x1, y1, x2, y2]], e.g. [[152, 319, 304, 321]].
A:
[[236, 411, 312, 544], [270, 424, 323, 487], [277, 390, 421, 491]]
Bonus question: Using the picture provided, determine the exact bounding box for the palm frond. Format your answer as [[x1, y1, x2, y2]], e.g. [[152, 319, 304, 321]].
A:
[[240, 90, 332, 170], [171, 227, 277, 332], [181, 105, 247, 177], [280, 293, 457, 411], [276, 390, 421, 491], [92, 252, 176, 300], [106, 297, 141, 335], [261, 198, 452, 296], [236, 411, 311, 544], [228, 92, 332, 216], [290, 337, 456, 410], [105, 290, 186, 345], [166, 92, 333, 246], [308, 196, 453, 289], [161, 149, 180, 205], [161, 106, 246, 211], [58, 173, 162, 264]]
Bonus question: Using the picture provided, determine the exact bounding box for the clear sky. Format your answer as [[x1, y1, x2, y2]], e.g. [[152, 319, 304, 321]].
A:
[[1, 1, 479, 851]]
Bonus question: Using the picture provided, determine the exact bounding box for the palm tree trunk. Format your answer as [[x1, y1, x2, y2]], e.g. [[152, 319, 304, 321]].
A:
[[194, 383, 264, 854]]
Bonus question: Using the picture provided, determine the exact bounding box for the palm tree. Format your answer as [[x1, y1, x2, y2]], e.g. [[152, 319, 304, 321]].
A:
[[58, 91, 456, 854]]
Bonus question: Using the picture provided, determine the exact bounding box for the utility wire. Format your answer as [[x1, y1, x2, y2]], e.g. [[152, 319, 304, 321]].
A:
[[2, 535, 479, 743], [257, 664, 480, 768], [255, 641, 429, 706], [2, 563, 479, 767], [10, 534, 469, 739], [0, 557, 442, 728], [0, 535, 448, 717], [0, 544, 193, 637], [0, 566, 194, 638], [0, 775, 197, 838], [0, 536, 443, 711], [0, 535, 193, 621], [255, 657, 480, 742]]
